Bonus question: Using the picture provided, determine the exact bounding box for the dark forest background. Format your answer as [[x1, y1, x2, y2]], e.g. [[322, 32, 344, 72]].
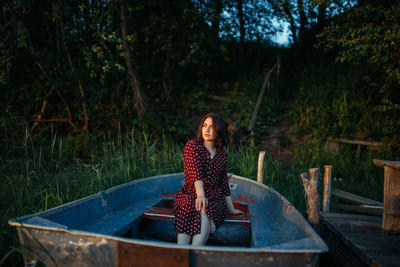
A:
[[1, 0, 398, 147]]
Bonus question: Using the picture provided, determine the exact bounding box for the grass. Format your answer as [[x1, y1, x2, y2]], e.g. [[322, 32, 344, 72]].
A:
[[0, 126, 390, 266]]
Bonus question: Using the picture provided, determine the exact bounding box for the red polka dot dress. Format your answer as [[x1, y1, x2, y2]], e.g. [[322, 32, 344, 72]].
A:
[[174, 139, 231, 235]]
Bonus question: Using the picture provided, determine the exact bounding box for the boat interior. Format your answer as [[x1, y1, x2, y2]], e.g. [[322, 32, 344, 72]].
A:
[[125, 194, 252, 247], [13, 174, 325, 250]]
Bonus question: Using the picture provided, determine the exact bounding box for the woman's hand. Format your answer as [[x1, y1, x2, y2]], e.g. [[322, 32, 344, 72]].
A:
[[194, 180, 207, 213], [195, 196, 208, 213], [225, 196, 243, 215], [230, 208, 243, 215]]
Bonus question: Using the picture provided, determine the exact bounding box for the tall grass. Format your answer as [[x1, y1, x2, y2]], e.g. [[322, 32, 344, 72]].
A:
[[0, 126, 389, 266], [0, 128, 185, 265]]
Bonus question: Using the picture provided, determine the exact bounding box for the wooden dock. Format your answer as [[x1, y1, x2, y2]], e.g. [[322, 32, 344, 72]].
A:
[[320, 212, 400, 267], [301, 160, 400, 267]]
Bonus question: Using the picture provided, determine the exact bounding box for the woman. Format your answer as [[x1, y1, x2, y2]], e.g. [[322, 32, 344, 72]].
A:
[[173, 113, 242, 246]]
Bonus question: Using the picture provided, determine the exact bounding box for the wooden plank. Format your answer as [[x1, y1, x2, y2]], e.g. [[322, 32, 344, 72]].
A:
[[344, 232, 400, 252], [327, 137, 382, 147], [160, 193, 254, 203], [232, 195, 254, 203], [143, 207, 175, 220], [320, 212, 400, 267], [325, 140, 339, 154], [336, 204, 383, 216], [320, 215, 372, 265], [341, 232, 400, 266], [383, 166, 400, 233], [143, 207, 251, 226], [364, 251, 400, 267], [321, 212, 382, 223], [373, 159, 400, 170], [327, 219, 382, 234], [117, 242, 189, 267], [319, 220, 369, 267], [332, 188, 383, 207]]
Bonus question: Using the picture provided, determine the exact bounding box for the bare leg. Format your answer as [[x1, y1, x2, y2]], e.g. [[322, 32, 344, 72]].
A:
[[177, 233, 191, 245], [192, 211, 210, 246]]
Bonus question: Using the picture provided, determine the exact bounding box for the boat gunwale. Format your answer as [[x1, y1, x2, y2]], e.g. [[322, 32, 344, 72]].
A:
[[8, 173, 183, 224], [8, 172, 328, 253], [11, 223, 327, 253]]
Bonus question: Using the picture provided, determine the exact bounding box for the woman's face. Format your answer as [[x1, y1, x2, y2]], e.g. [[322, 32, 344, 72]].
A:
[[202, 117, 216, 144]]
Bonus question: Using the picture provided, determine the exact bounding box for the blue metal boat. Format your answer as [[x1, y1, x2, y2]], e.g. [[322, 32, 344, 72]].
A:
[[9, 173, 327, 266]]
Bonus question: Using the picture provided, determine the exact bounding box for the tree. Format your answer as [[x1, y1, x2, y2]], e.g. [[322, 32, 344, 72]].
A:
[[0, 1, 142, 132], [195, 0, 275, 43], [119, 0, 144, 115], [269, 0, 357, 46], [317, 1, 400, 90]]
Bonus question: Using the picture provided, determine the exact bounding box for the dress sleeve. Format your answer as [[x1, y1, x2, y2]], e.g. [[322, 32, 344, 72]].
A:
[[183, 140, 203, 185], [219, 152, 231, 197]]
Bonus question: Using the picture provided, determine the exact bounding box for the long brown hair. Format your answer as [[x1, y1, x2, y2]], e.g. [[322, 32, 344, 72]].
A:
[[196, 113, 228, 150]]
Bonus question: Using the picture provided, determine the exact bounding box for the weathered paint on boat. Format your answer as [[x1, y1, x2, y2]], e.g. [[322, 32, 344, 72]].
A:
[[9, 173, 328, 266]]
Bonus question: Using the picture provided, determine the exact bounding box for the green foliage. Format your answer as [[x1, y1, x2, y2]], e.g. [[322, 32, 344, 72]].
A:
[[317, 2, 400, 89], [292, 60, 400, 144], [0, 0, 232, 136]]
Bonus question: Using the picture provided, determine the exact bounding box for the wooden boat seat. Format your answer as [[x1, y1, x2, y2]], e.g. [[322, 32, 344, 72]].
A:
[[144, 207, 251, 226], [81, 197, 161, 236], [143, 195, 252, 227]]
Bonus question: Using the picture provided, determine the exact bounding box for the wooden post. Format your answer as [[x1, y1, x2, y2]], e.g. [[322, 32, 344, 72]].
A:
[[373, 159, 400, 234], [300, 172, 309, 193], [300, 168, 320, 224], [323, 165, 332, 213], [308, 168, 320, 224], [247, 56, 280, 132], [257, 151, 265, 183]]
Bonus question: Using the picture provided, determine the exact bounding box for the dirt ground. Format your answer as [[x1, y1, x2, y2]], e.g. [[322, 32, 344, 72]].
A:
[[259, 110, 297, 162]]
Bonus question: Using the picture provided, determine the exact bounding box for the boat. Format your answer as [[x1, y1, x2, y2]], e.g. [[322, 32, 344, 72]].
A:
[[9, 173, 328, 266]]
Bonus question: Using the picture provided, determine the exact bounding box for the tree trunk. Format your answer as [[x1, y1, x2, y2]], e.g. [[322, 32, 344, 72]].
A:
[[283, 5, 298, 46], [22, 22, 76, 131], [237, 0, 245, 44], [212, 0, 223, 39], [297, 0, 307, 45], [119, 0, 144, 116], [316, 2, 327, 32], [237, 0, 245, 66], [60, 9, 89, 132], [248, 56, 280, 131], [163, 50, 174, 99]]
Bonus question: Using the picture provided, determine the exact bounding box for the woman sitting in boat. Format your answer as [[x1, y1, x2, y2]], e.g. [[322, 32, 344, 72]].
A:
[[174, 113, 242, 246]]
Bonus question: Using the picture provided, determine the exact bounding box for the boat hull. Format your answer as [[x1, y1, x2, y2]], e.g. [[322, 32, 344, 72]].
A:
[[16, 227, 320, 267], [9, 173, 327, 266]]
